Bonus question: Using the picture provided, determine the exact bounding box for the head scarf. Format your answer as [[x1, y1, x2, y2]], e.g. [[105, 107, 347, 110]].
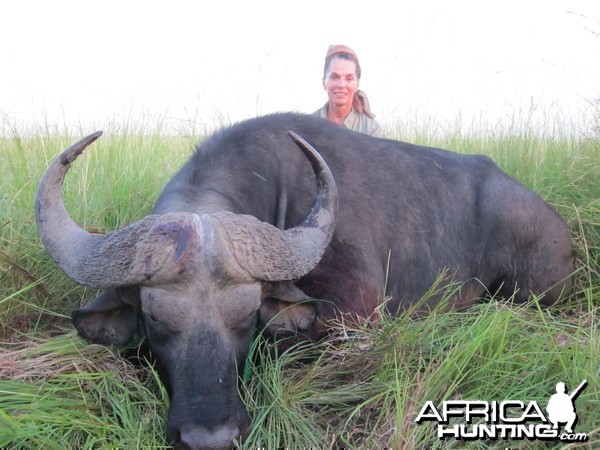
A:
[[324, 45, 376, 119]]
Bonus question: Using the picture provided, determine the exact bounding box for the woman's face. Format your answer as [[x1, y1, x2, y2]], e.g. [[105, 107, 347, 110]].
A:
[[323, 57, 359, 109]]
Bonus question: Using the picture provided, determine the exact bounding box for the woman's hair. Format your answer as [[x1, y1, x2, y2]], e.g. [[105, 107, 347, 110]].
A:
[[323, 45, 362, 80]]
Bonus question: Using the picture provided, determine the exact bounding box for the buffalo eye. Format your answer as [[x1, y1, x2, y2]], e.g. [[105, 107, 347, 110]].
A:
[[235, 310, 257, 336], [144, 314, 177, 344]]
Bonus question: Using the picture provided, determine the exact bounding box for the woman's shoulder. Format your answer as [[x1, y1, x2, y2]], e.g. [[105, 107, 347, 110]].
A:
[[347, 109, 384, 137]]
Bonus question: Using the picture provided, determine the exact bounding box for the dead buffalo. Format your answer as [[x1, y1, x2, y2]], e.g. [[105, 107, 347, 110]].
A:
[[36, 113, 574, 449]]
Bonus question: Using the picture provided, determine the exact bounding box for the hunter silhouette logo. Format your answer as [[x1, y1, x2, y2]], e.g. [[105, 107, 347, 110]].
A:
[[546, 380, 587, 434], [416, 380, 589, 442]]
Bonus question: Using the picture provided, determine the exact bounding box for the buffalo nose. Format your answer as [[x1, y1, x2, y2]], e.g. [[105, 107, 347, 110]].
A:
[[170, 423, 246, 450]]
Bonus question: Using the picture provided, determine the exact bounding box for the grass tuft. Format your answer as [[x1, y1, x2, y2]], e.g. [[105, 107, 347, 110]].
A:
[[0, 334, 169, 449]]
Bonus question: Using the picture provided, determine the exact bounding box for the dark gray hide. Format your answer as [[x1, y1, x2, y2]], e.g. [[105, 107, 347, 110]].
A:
[[36, 113, 574, 449]]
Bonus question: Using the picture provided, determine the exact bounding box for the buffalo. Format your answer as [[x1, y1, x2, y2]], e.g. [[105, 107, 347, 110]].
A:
[[36, 113, 574, 449]]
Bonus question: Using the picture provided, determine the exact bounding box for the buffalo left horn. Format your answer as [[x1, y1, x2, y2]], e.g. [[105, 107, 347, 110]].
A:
[[212, 131, 338, 281]]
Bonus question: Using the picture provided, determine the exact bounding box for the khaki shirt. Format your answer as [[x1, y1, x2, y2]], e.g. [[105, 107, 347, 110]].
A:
[[313, 103, 384, 138]]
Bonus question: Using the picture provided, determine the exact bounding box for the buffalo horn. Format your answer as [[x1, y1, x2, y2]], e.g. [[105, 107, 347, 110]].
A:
[[35, 130, 337, 288], [35, 132, 203, 288], [213, 131, 338, 281]]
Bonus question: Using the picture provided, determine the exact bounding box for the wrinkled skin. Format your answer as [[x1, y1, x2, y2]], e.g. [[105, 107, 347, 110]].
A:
[[36, 113, 574, 449]]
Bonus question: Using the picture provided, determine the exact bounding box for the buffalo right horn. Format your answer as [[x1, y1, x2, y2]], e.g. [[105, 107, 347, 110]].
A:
[[35, 132, 203, 288]]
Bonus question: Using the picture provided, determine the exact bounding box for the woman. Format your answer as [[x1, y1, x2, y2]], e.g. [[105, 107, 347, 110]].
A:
[[313, 45, 384, 138]]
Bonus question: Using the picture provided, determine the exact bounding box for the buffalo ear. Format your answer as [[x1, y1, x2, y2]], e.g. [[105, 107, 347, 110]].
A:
[[259, 282, 317, 335], [72, 286, 141, 346]]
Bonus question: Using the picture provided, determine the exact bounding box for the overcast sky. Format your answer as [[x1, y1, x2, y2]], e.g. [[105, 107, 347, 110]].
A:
[[1, 0, 599, 135]]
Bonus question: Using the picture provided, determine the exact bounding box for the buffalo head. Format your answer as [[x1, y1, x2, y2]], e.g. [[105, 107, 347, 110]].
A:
[[35, 131, 338, 449]]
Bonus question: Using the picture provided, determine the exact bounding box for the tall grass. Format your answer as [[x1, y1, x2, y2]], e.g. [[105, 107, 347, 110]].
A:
[[1, 119, 598, 449]]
